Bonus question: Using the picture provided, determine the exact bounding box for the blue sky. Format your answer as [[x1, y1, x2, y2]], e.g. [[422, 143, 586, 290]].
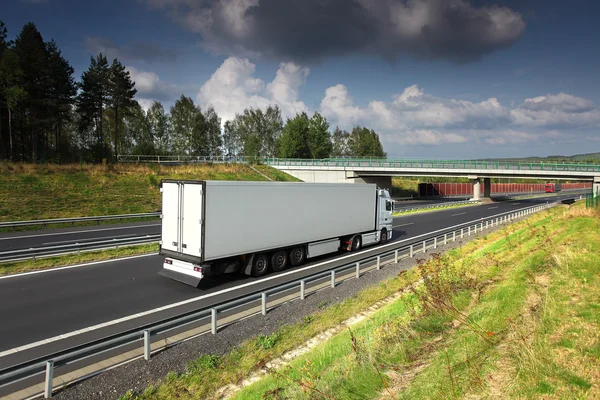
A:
[[4, 0, 600, 158]]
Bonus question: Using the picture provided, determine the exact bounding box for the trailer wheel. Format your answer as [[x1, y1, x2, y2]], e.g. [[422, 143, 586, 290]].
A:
[[289, 247, 306, 267], [379, 228, 388, 244], [251, 254, 269, 277], [271, 250, 288, 272], [351, 236, 362, 251]]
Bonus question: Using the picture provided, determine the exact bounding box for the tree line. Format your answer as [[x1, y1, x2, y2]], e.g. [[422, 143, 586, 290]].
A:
[[0, 22, 386, 163]]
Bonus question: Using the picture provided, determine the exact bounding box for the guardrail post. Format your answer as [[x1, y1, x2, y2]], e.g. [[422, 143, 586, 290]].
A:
[[331, 270, 336, 288], [410, 244, 414, 257], [434, 237, 437, 248], [261, 292, 267, 315], [356, 262, 360, 279], [444, 233, 447, 245], [376, 256, 381, 270], [422, 241, 426, 253], [211, 308, 217, 334], [45, 360, 54, 398], [394, 249, 398, 263], [144, 330, 151, 361], [481, 222, 483, 231], [468, 226, 471, 236], [453, 231, 456, 242], [485, 221, 488, 229], [300, 280, 306, 300]]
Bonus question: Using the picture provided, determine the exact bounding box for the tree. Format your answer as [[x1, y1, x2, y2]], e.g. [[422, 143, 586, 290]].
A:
[[126, 102, 153, 155], [278, 112, 311, 158], [109, 59, 136, 162], [227, 105, 283, 158], [76, 53, 110, 161], [223, 119, 242, 157], [169, 95, 205, 156], [308, 112, 332, 158], [203, 107, 222, 157], [46, 40, 77, 161], [147, 101, 170, 154], [0, 48, 26, 161], [331, 126, 350, 157], [348, 126, 386, 158]]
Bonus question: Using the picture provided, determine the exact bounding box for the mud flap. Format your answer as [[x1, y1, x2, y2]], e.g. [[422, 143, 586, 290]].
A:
[[159, 268, 202, 287]]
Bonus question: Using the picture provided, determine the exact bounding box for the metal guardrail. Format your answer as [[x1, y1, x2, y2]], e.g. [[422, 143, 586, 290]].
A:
[[0, 200, 562, 399], [0, 235, 161, 263], [393, 199, 479, 214], [117, 155, 600, 172], [0, 213, 160, 231]]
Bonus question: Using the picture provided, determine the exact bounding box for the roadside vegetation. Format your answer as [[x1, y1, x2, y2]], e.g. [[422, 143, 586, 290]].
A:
[[0, 162, 297, 223], [120, 201, 599, 400], [0, 243, 158, 276]]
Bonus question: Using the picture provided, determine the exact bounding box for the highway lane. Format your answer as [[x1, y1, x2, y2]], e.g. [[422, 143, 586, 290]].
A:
[[0, 190, 584, 253], [0, 221, 160, 252], [0, 194, 579, 367]]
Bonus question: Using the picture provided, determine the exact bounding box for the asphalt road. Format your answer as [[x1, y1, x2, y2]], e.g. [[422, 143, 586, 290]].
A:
[[0, 190, 578, 253], [0, 221, 161, 252], [0, 193, 580, 370]]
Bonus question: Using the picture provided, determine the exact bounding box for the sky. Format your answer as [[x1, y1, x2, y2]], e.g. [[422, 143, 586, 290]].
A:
[[4, 0, 600, 159]]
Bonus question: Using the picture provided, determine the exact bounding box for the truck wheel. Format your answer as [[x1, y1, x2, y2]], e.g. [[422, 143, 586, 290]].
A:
[[351, 236, 362, 251], [251, 254, 269, 277], [289, 247, 306, 267], [271, 250, 288, 272], [379, 229, 388, 244]]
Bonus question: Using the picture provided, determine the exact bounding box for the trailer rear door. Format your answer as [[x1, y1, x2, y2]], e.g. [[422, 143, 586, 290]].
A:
[[161, 182, 180, 253], [181, 182, 203, 258]]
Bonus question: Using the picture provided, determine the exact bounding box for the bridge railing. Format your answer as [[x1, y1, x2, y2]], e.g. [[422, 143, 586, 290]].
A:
[[116, 155, 600, 173]]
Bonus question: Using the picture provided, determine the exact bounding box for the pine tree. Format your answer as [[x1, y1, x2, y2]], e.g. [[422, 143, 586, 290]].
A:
[[76, 53, 110, 161], [109, 59, 136, 162]]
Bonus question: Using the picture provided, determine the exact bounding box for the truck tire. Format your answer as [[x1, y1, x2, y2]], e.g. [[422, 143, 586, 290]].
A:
[[251, 254, 269, 277], [271, 250, 288, 272], [289, 247, 306, 267], [351, 236, 362, 251], [379, 228, 388, 244]]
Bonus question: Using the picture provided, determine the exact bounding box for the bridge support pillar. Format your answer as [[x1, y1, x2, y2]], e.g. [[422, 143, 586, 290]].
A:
[[469, 176, 481, 201], [352, 175, 393, 191], [483, 178, 491, 198], [594, 177, 600, 198]]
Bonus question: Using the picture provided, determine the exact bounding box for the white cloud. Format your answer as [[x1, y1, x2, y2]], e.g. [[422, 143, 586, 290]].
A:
[[197, 57, 309, 123], [510, 93, 600, 127], [126, 66, 190, 110]]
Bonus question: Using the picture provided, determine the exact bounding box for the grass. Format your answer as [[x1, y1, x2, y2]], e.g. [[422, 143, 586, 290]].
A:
[[119, 202, 599, 400], [0, 243, 158, 276], [392, 201, 479, 216], [0, 162, 298, 223]]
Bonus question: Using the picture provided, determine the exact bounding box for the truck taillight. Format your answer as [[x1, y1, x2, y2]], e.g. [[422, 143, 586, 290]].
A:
[[194, 267, 201, 272], [165, 259, 172, 265]]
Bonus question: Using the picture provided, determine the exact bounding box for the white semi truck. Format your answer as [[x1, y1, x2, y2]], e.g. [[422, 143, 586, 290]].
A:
[[158, 180, 394, 287]]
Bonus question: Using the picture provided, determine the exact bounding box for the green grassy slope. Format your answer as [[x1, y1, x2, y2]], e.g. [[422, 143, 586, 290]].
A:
[[0, 162, 298, 221]]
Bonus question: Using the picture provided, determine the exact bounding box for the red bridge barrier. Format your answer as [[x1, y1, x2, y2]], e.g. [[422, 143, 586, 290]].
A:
[[418, 182, 592, 197]]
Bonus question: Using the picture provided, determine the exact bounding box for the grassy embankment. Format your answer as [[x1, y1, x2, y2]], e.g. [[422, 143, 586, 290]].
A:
[[0, 162, 299, 276], [121, 202, 599, 400], [0, 162, 299, 223]]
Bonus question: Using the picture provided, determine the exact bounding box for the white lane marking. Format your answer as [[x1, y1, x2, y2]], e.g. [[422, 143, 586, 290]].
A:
[[452, 212, 467, 216], [0, 202, 549, 357], [0, 253, 157, 281], [488, 206, 498, 210], [393, 222, 414, 228], [43, 233, 135, 245], [0, 224, 161, 241]]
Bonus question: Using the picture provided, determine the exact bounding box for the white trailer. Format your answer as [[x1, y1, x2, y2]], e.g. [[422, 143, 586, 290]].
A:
[[159, 180, 393, 287]]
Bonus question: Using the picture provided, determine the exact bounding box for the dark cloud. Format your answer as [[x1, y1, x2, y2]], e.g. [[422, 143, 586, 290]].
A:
[[142, 0, 526, 64], [85, 36, 177, 63]]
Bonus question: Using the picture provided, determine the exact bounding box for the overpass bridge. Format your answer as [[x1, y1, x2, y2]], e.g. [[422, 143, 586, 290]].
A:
[[266, 158, 600, 200]]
